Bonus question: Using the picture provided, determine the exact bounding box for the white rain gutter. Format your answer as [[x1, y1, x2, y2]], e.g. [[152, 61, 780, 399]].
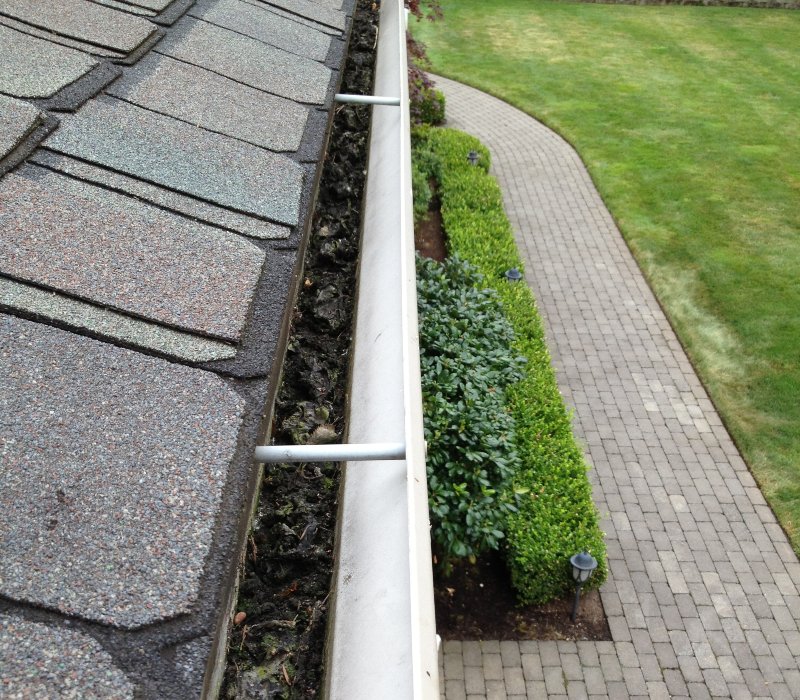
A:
[[320, 0, 439, 696]]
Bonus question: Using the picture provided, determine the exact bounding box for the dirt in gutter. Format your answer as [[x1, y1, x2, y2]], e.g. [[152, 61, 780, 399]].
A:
[[222, 2, 377, 696]]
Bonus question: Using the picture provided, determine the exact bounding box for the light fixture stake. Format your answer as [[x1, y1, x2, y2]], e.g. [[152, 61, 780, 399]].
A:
[[569, 551, 598, 622]]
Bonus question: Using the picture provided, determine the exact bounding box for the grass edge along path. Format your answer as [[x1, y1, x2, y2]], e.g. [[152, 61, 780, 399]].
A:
[[413, 1, 800, 552], [415, 126, 607, 604]]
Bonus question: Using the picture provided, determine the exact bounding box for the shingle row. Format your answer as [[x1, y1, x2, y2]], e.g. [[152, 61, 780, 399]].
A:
[[0, 0, 352, 696]]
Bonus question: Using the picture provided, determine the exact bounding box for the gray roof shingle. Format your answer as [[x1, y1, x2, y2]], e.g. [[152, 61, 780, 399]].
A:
[[0, 94, 43, 158], [256, 0, 346, 30], [0, 0, 159, 55], [262, 3, 343, 34], [107, 52, 309, 152], [30, 149, 293, 240], [191, 0, 332, 61], [156, 19, 332, 103], [0, 615, 134, 698], [0, 165, 265, 340], [0, 277, 237, 362], [46, 96, 306, 225], [0, 0, 353, 691], [0, 24, 99, 99], [0, 315, 245, 626], [125, 0, 175, 11]]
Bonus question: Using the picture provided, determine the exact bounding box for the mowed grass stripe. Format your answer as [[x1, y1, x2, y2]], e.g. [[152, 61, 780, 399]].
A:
[[414, 1, 800, 546]]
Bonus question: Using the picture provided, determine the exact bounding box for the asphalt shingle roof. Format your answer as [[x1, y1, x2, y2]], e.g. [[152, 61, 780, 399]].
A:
[[0, 95, 42, 157], [0, 615, 134, 699], [191, 0, 332, 61], [1, 165, 266, 340], [107, 53, 310, 152], [0, 25, 99, 99], [30, 149, 293, 241], [0, 0, 353, 695], [264, 0, 346, 30], [0, 0, 161, 56], [1, 315, 246, 627], [47, 96, 306, 225], [156, 19, 332, 103]]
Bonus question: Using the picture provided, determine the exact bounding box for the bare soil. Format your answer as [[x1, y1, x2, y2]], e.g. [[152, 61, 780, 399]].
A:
[[414, 192, 447, 261], [434, 552, 609, 641]]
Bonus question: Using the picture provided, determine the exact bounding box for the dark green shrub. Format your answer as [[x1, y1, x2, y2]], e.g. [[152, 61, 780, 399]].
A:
[[412, 160, 433, 223], [407, 29, 445, 126], [417, 254, 525, 570], [411, 133, 443, 223], [412, 82, 446, 126], [411, 131, 443, 183], [416, 126, 607, 603]]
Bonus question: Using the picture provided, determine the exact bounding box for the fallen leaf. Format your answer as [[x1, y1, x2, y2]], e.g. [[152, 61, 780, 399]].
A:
[[308, 424, 338, 444], [278, 581, 298, 598]]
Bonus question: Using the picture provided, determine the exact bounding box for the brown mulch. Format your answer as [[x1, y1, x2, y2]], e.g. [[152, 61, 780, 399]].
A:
[[434, 551, 610, 641], [414, 194, 447, 262]]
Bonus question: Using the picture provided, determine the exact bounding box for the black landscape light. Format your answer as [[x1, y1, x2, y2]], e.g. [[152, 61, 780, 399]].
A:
[[570, 551, 598, 622], [504, 268, 523, 282], [467, 150, 479, 166]]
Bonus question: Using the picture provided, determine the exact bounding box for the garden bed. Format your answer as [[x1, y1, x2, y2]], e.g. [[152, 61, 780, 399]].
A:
[[414, 127, 609, 641], [434, 552, 608, 641]]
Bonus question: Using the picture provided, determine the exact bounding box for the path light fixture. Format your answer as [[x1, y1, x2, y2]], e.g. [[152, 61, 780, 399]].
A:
[[504, 268, 523, 282], [467, 150, 479, 166], [569, 551, 598, 622]]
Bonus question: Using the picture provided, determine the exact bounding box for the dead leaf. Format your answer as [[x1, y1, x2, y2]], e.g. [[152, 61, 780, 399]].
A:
[[308, 424, 338, 444], [278, 581, 298, 598]]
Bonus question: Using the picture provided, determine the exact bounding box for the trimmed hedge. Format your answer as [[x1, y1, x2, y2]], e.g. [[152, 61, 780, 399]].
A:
[[414, 126, 607, 604], [417, 255, 525, 571]]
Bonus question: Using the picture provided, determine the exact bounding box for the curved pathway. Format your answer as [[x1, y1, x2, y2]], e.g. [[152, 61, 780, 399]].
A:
[[433, 75, 800, 699]]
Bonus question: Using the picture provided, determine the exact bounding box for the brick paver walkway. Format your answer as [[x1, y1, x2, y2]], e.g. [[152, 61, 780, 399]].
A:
[[433, 74, 800, 699]]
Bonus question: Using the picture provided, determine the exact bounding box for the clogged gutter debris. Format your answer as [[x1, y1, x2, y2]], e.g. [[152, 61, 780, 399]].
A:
[[222, 2, 377, 697]]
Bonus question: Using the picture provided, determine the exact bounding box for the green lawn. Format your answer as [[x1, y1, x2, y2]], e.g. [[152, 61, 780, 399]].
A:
[[413, 2, 800, 547]]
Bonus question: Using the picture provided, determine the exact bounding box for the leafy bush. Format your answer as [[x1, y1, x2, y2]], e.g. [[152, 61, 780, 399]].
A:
[[411, 133, 443, 222], [412, 161, 433, 223], [411, 130, 442, 223], [411, 81, 446, 126], [417, 254, 526, 571], [415, 126, 607, 603], [406, 10, 445, 126]]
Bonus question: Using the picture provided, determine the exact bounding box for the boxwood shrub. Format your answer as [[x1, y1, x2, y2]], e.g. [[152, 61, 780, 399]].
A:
[[415, 126, 607, 604], [417, 254, 525, 571]]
